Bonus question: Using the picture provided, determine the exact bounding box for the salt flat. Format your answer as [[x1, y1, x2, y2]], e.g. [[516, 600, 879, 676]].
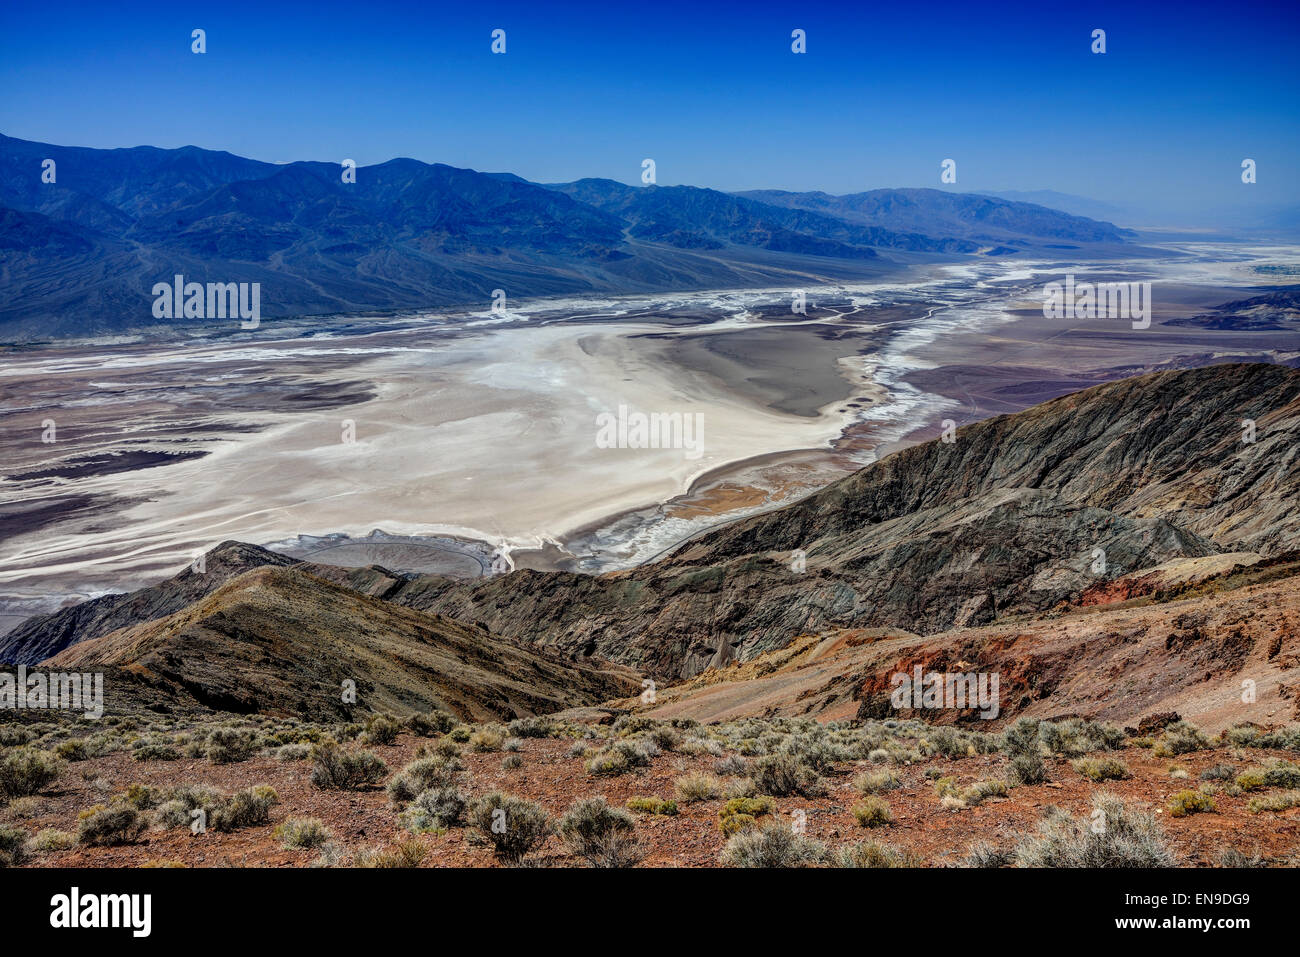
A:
[[1, 244, 1296, 624]]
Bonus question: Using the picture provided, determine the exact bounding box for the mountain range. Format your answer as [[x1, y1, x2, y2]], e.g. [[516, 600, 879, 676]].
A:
[[1, 133, 1138, 340], [7, 363, 1298, 730]]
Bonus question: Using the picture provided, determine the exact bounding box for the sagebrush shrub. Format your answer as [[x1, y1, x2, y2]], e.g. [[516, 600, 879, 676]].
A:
[[558, 797, 641, 868], [0, 825, 28, 866], [1016, 793, 1175, 867], [386, 755, 463, 804], [212, 786, 278, 831], [310, 740, 387, 790], [720, 822, 826, 868], [77, 805, 145, 846], [837, 839, 923, 868], [0, 747, 61, 798], [275, 817, 331, 849], [468, 791, 552, 864], [403, 787, 466, 832]]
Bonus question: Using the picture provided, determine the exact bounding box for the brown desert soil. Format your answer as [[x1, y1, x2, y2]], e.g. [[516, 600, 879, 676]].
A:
[[11, 733, 1298, 868]]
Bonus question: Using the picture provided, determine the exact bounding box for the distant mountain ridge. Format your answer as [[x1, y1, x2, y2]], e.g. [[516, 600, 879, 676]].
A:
[[1, 133, 1138, 340], [735, 187, 1135, 244]]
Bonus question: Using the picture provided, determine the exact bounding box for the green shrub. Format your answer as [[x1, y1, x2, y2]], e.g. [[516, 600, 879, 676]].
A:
[[718, 796, 773, 836], [1235, 769, 1267, 791], [1237, 760, 1300, 791], [1167, 790, 1215, 818], [626, 796, 678, 816], [1071, 757, 1130, 782]]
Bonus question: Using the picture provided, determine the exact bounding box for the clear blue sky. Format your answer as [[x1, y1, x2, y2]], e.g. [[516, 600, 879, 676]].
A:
[[2, 0, 1297, 215]]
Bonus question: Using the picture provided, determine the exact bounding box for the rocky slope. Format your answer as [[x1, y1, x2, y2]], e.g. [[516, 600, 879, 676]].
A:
[[44, 566, 637, 720], [384, 363, 1300, 678], [8, 363, 1298, 726], [0, 542, 296, 665], [619, 553, 1300, 732]]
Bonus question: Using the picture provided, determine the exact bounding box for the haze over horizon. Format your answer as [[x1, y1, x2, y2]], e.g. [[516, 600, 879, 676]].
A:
[[3, 0, 1298, 226]]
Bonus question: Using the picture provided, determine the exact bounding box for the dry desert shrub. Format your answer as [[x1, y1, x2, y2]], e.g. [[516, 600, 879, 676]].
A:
[[1016, 792, 1175, 867], [720, 822, 826, 868], [275, 817, 332, 849], [469, 791, 553, 865], [558, 797, 642, 868], [0, 747, 61, 798], [310, 739, 387, 790]]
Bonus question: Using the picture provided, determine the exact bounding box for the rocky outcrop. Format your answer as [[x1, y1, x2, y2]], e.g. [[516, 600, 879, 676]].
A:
[[45, 566, 638, 721], [387, 364, 1300, 678], [0, 541, 296, 665]]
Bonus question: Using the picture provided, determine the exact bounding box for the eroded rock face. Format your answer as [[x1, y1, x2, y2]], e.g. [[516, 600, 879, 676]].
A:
[[387, 364, 1300, 678], [45, 566, 638, 721], [0, 541, 297, 665]]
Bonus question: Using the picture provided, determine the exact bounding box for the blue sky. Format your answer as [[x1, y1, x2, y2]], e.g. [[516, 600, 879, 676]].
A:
[[2, 0, 1297, 218]]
